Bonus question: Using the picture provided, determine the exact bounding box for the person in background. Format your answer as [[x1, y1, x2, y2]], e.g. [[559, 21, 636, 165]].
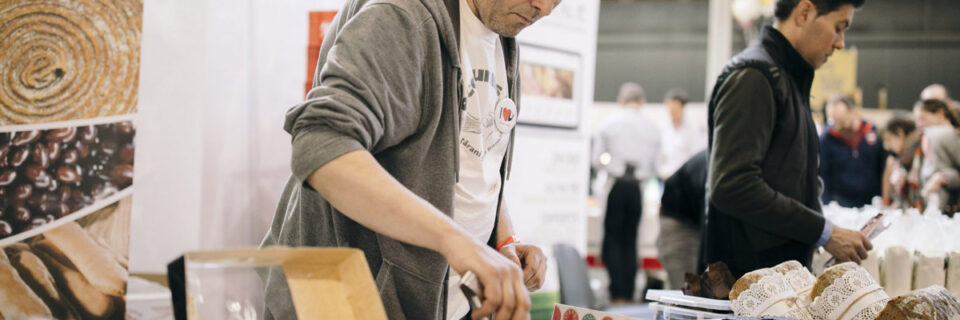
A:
[[819, 95, 888, 208], [592, 82, 660, 303], [921, 83, 958, 109], [657, 150, 707, 290], [914, 98, 957, 203], [592, 83, 661, 186], [703, 0, 871, 278], [601, 163, 643, 303], [658, 89, 707, 179], [883, 117, 918, 161], [882, 117, 920, 208], [915, 99, 960, 215]]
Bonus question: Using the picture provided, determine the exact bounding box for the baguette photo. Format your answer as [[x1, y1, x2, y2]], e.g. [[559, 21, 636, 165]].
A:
[[43, 222, 128, 296], [8, 248, 82, 320], [0, 249, 52, 319], [32, 246, 116, 318]]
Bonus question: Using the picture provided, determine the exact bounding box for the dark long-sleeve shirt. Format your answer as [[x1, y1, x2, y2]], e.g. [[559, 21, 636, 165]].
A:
[[708, 68, 827, 247]]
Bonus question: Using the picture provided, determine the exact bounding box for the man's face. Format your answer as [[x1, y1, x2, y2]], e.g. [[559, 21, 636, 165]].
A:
[[883, 131, 904, 155], [475, 0, 560, 37], [666, 99, 684, 122], [797, 4, 855, 69], [828, 101, 860, 134], [914, 106, 940, 129]]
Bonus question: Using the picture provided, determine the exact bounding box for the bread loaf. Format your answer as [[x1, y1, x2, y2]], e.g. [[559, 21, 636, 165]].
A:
[[701, 262, 736, 299], [8, 249, 81, 320], [729, 269, 811, 320], [0, 249, 52, 318], [772, 260, 816, 309], [33, 243, 115, 318], [9, 249, 59, 303], [808, 262, 889, 320], [730, 269, 775, 301], [876, 285, 960, 320], [683, 273, 703, 297], [93, 234, 129, 269], [3, 243, 31, 256], [43, 222, 127, 296], [811, 262, 859, 300]]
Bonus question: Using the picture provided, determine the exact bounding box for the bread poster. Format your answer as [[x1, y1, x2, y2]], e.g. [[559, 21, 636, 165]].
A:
[[0, 0, 142, 318]]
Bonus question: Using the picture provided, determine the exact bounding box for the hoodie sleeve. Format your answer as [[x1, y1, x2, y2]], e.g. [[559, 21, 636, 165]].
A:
[[283, 3, 433, 185]]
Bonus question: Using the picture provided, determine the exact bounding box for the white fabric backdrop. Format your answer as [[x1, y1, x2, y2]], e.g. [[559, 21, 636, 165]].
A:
[[132, 0, 343, 273]]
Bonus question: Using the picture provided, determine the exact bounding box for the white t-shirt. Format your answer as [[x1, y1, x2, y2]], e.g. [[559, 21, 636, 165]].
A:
[[591, 109, 661, 179], [658, 112, 707, 178], [447, 0, 515, 318]]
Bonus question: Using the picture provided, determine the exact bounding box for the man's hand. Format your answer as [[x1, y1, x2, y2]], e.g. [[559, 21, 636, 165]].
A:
[[499, 244, 548, 291], [823, 227, 873, 264], [442, 235, 530, 320], [923, 172, 946, 196], [890, 166, 907, 191]]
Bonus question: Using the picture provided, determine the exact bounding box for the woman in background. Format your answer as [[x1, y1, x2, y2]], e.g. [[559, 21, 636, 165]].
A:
[[915, 99, 960, 215], [883, 117, 919, 208]]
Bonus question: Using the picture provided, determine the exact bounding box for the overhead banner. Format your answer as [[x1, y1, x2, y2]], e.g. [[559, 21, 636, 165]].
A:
[[811, 47, 859, 121], [305, 11, 338, 96], [0, 0, 142, 318]]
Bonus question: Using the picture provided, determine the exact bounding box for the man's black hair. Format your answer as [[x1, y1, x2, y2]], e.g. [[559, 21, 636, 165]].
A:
[[883, 117, 916, 137], [774, 0, 866, 21]]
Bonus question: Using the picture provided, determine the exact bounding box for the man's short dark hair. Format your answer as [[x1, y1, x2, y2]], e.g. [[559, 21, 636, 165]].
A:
[[664, 89, 688, 106], [827, 94, 856, 110], [617, 82, 645, 105], [774, 0, 866, 21], [884, 117, 916, 137]]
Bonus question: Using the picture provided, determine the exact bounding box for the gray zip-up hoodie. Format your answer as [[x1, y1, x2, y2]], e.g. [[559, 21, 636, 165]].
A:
[[259, 0, 520, 318]]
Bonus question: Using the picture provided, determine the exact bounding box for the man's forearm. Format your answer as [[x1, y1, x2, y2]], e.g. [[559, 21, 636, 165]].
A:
[[882, 157, 894, 204], [307, 150, 470, 255], [495, 198, 517, 244]]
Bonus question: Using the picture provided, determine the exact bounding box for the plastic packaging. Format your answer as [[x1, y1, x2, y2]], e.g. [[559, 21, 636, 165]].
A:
[[948, 252, 960, 297], [649, 302, 734, 320], [874, 211, 918, 297], [862, 250, 881, 283], [644, 289, 731, 312], [883, 246, 914, 297], [912, 214, 947, 289], [947, 216, 960, 297]]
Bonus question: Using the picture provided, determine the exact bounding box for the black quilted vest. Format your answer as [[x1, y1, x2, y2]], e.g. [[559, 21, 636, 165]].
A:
[[702, 26, 822, 276]]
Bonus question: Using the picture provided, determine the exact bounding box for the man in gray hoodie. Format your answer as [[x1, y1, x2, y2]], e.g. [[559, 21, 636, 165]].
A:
[[261, 0, 559, 319]]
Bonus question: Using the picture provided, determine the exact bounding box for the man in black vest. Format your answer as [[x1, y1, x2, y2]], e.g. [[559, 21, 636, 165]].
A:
[[703, 0, 871, 277]]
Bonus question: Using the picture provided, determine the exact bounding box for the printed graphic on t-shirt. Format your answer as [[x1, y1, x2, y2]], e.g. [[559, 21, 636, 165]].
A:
[[461, 68, 516, 157]]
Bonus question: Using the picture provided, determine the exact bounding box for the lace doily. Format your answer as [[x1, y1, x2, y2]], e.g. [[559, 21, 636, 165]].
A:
[[775, 261, 816, 295], [849, 297, 889, 320], [785, 306, 814, 320], [783, 268, 816, 294], [731, 272, 798, 317], [808, 267, 885, 320], [796, 293, 813, 309]]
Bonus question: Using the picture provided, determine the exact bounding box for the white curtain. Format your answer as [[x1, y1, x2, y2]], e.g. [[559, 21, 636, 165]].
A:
[[132, 0, 343, 273]]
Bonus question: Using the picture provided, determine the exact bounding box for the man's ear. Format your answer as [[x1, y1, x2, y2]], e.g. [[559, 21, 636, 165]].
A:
[[793, 0, 818, 28]]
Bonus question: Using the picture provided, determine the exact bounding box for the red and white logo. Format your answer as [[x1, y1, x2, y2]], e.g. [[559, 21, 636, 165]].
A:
[[494, 98, 518, 133]]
